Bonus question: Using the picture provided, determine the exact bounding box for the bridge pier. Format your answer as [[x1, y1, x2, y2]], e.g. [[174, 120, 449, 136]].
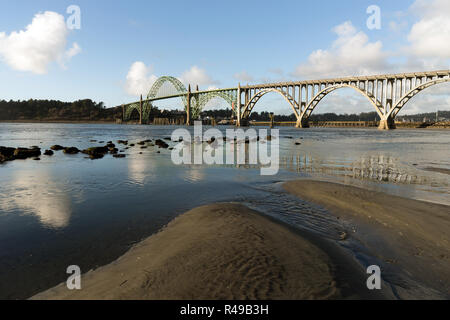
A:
[[239, 118, 249, 127], [139, 95, 143, 125], [296, 118, 310, 128], [378, 116, 396, 130], [186, 85, 191, 125]]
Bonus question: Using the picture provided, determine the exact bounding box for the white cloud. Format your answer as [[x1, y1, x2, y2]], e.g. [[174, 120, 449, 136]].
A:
[[125, 61, 158, 96], [293, 21, 389, 79], [180, 65, 218, 87], [0, 11, 80, 74], [233, 71, 254, 82], [407, 0, 450, 60], [65, 42, 81, 59]]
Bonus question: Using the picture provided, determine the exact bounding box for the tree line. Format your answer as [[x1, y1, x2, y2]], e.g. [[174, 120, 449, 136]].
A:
[[0, 99, 122, 121], [1, 99, 448, 122]]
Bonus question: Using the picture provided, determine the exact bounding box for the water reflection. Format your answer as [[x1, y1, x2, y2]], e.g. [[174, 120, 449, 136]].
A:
[[1, 170, 72, 229], [280, 153, 449, 188], [127, 156, 149, 185]]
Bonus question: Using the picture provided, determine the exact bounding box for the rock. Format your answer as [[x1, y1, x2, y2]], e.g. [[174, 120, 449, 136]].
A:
[[0, 146, 16, 162], [144, 139, 152, 143], [13, 147, 41, 159], [155, 139, 169, 149], [108, 147, 118, 153], [339, 231, 348, 241], [113, 154, 126, 158], [164, 137, 171, 141], [117, 140, 128, 145], [33, 157, 41, 161], [44, 150, 54, 156], [295, 142, 301, 145], [90, 140, 97, 142], [168, 147, 174, 151], [99, 141, 105, 144], [106, 143, 115, 149], [63, 147, 80, 154], [50, 145, 64, 151], [30, 146, 40, 150], [207, 137, 216, 144], [129, 144, 135, 147], [82, 146, 108, 160], [137, 141, 146, 145], [89, 154, 104, 160]]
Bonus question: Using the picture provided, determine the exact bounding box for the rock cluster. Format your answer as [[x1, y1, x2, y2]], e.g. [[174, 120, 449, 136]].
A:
[[0, 146, 41, 162]]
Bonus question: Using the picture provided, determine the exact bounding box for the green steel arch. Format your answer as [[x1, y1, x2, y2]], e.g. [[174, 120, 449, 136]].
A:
[[124, 76, 238, 123], [147, 76, 187, 102], [196, 90, 238, 117], [124, 102, 141, 121], [146, 76, 189, 122]]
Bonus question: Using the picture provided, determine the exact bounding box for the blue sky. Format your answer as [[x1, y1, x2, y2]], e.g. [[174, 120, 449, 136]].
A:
[[0, 0, 449, 114]]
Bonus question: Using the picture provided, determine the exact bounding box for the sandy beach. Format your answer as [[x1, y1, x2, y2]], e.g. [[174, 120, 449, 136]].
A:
[[30, 179, 450, 300], [32, 202, 385, 300], [284, 180, 450, 299]]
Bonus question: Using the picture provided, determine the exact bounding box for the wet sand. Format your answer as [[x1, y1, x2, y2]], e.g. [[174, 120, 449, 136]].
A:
[[32, 203, 383, 300], [423, 167, 450, 176], [284, 180, 450, 299]]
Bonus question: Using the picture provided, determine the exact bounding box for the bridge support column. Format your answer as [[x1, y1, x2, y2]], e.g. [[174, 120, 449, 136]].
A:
[[296, 117, 309, 128], [139, 95, 143, 125], [236, 84, 241, 127], [240, 118, 249, 127], [378, 116, 396, 130], [186, 85, 191, 126]]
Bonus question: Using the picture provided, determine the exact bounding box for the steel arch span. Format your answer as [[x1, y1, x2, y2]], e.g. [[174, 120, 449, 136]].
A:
[[197, 90, 238, 114], [124, 102, 141, 121], [388, 78, 450, 119], [241, 88, 300, 121], [147, 76, 188, 102]]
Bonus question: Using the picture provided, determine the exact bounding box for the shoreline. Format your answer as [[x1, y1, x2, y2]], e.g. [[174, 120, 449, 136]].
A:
[[31, 203, 387, 300], [1, 120, 449, 129], [0, 120, 117, 124], [284, 179, 450, 299]]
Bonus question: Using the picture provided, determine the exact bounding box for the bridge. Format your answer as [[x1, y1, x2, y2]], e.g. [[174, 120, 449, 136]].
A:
[[121, 70, 450, 130]]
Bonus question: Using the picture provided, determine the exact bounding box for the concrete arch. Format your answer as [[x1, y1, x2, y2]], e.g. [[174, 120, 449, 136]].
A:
[[301, 84, 385, 121], [388, 78, 450, 118], [242, 88, 300, 121]]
